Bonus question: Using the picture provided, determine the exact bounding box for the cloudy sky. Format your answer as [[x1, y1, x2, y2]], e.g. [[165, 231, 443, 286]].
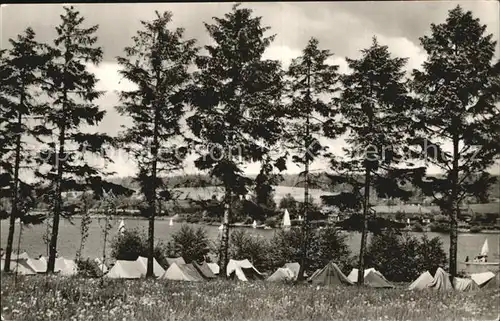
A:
[[1, 2, 499, 177]]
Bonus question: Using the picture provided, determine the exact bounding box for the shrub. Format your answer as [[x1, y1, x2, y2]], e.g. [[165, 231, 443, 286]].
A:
[[268, 227, 353, 275], [265, 216, 279, 228], [110, 229, 169, 267], [365, 231, 447, 282], [76, 258, 103, 278], [308, 227, 353, 273], [429, 222, 450, 233], [228, 229, 271, 273], [469, 226, 482, 233], [413, 222, 424, 232], [166, 225, 211, 263], [416, 234, 447, 275]]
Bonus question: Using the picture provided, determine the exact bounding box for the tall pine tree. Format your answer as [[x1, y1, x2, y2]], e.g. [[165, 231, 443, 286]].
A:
[[116, 10, 198, 278], [187, 4, 284, 275], [323, 37, 413, 285], [1, 28, 50, 272], [36, 6, 113, 273], [284, 38, 340, 281], [410, 6, 500, 277]]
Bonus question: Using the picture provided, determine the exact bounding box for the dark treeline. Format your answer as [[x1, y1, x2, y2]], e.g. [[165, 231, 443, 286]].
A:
[[1, 4, 499, 282]]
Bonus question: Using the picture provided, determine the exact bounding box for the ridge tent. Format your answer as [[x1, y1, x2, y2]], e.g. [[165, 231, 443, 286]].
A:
[[283, 262, 301, 278], [347, 268, 386, 283], [166, 257, 186, 267], [54, 257, 78, 276], [30, 257, 48, 273], [136, 256, 165, 278], [94, 258, 108, 274], [364, 270, 394, 288], [453, 277, 479, 292], [226, 259, 264, 281], [267, 267, 295, 282], [192, 261, 217, 279], [1, 258, 36, 275], [347, 268, 376, 283], [408, 271, 434, 290], [482, 272, 499, 290], [105, 260, 146, 279], [308, 261, 353, 286], [207, 262, 220, 275], [427, 267, 453, 291], [470, 272, 495, 287], [161, 263, 204, 282]]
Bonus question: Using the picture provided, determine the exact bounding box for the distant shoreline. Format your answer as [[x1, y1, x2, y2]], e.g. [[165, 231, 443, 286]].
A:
[[3, 216, 499, 234]]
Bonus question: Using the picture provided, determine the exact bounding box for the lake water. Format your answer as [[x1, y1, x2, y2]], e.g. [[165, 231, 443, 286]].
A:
[[1, 218, 498, 271]]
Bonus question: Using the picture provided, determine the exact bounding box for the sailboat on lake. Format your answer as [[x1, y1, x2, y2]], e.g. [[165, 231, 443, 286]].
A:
[[463, 238, 500, 274], [283, 209, 291, 230]]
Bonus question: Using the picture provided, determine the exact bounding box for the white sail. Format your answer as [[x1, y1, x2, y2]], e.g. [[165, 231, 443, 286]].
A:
[[118, 219, 125, 235], [169, 218, 173, 226], [252, 220, 257, 229], [283, 209, 291, 228], [218, 224, 224, 230], [480, 239, 489, 256], [298, 215, 302, 221]]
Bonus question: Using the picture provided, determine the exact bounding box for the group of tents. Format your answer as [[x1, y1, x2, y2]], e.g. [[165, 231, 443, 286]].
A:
[[106, 256, 220, 281], [2, 252, 499, 291], [408, 267, 499, 291], [0, 252, 79, 276]]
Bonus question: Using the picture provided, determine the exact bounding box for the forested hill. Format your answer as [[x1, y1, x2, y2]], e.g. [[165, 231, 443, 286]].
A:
[[108, 173, 500, 199]]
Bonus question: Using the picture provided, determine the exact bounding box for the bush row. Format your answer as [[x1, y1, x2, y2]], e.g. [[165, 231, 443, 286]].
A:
[[109, 225, 447, 282]]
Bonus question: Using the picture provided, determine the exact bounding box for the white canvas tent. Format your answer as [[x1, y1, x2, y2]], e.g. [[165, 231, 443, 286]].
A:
[[55, 257, 78, 276], [160, 262, 204, 282], [136, 256, 165, 278], [267, 267, 295, 282], [94, 258, 108, 274], [207, 262, 220, 275], [470, 271, 495, 287], [0, 257, 36, 275], [408, 271, 434, 290], [105, 260, 146, 279], [226, 259, 264, 281]]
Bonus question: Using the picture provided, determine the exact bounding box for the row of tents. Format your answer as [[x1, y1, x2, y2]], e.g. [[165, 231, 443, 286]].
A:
[[0, 252, 80, 276], [408, 267, 499, 291], [2, 252, 498, 291]]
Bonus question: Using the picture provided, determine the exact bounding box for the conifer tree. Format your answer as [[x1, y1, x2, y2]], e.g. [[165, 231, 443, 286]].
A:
[[1, 28, 50, 272], [36, 6, 113, 273], [187, 4, 284, 275], [116, 10, 198, 277], [410, 6, 500, 277], [323, 37, 413, 285], [284, 38, 340, 281]]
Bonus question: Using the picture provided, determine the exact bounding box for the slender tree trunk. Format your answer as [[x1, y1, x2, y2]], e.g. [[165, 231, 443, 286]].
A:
[[297, 64, 311, 282], [47, 98, 66, 273], [4, 102, 24, 273], [357, 166, 371, 286], [220, 188, 232, 279], [449, 134, 460, 278], [147, 82, 161, 278], [14, 220, 23, 286]]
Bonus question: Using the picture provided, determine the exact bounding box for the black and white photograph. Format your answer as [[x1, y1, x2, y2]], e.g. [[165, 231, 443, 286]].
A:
[[1, 1, 499, 320]]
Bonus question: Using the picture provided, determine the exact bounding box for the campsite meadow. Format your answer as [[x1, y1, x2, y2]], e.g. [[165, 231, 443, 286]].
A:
[[1, 275, 499, 321]]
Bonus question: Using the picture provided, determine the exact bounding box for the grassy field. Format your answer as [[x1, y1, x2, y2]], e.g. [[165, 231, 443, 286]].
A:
[[1, 275, 498, 321]]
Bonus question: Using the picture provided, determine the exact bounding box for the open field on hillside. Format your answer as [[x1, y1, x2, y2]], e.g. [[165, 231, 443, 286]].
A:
[[1, 275, 498, 321], [173, 185, 338, 203]]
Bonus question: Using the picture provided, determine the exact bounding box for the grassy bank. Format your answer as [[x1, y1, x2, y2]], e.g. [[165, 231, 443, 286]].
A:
[[1, 276, 498, 321]]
